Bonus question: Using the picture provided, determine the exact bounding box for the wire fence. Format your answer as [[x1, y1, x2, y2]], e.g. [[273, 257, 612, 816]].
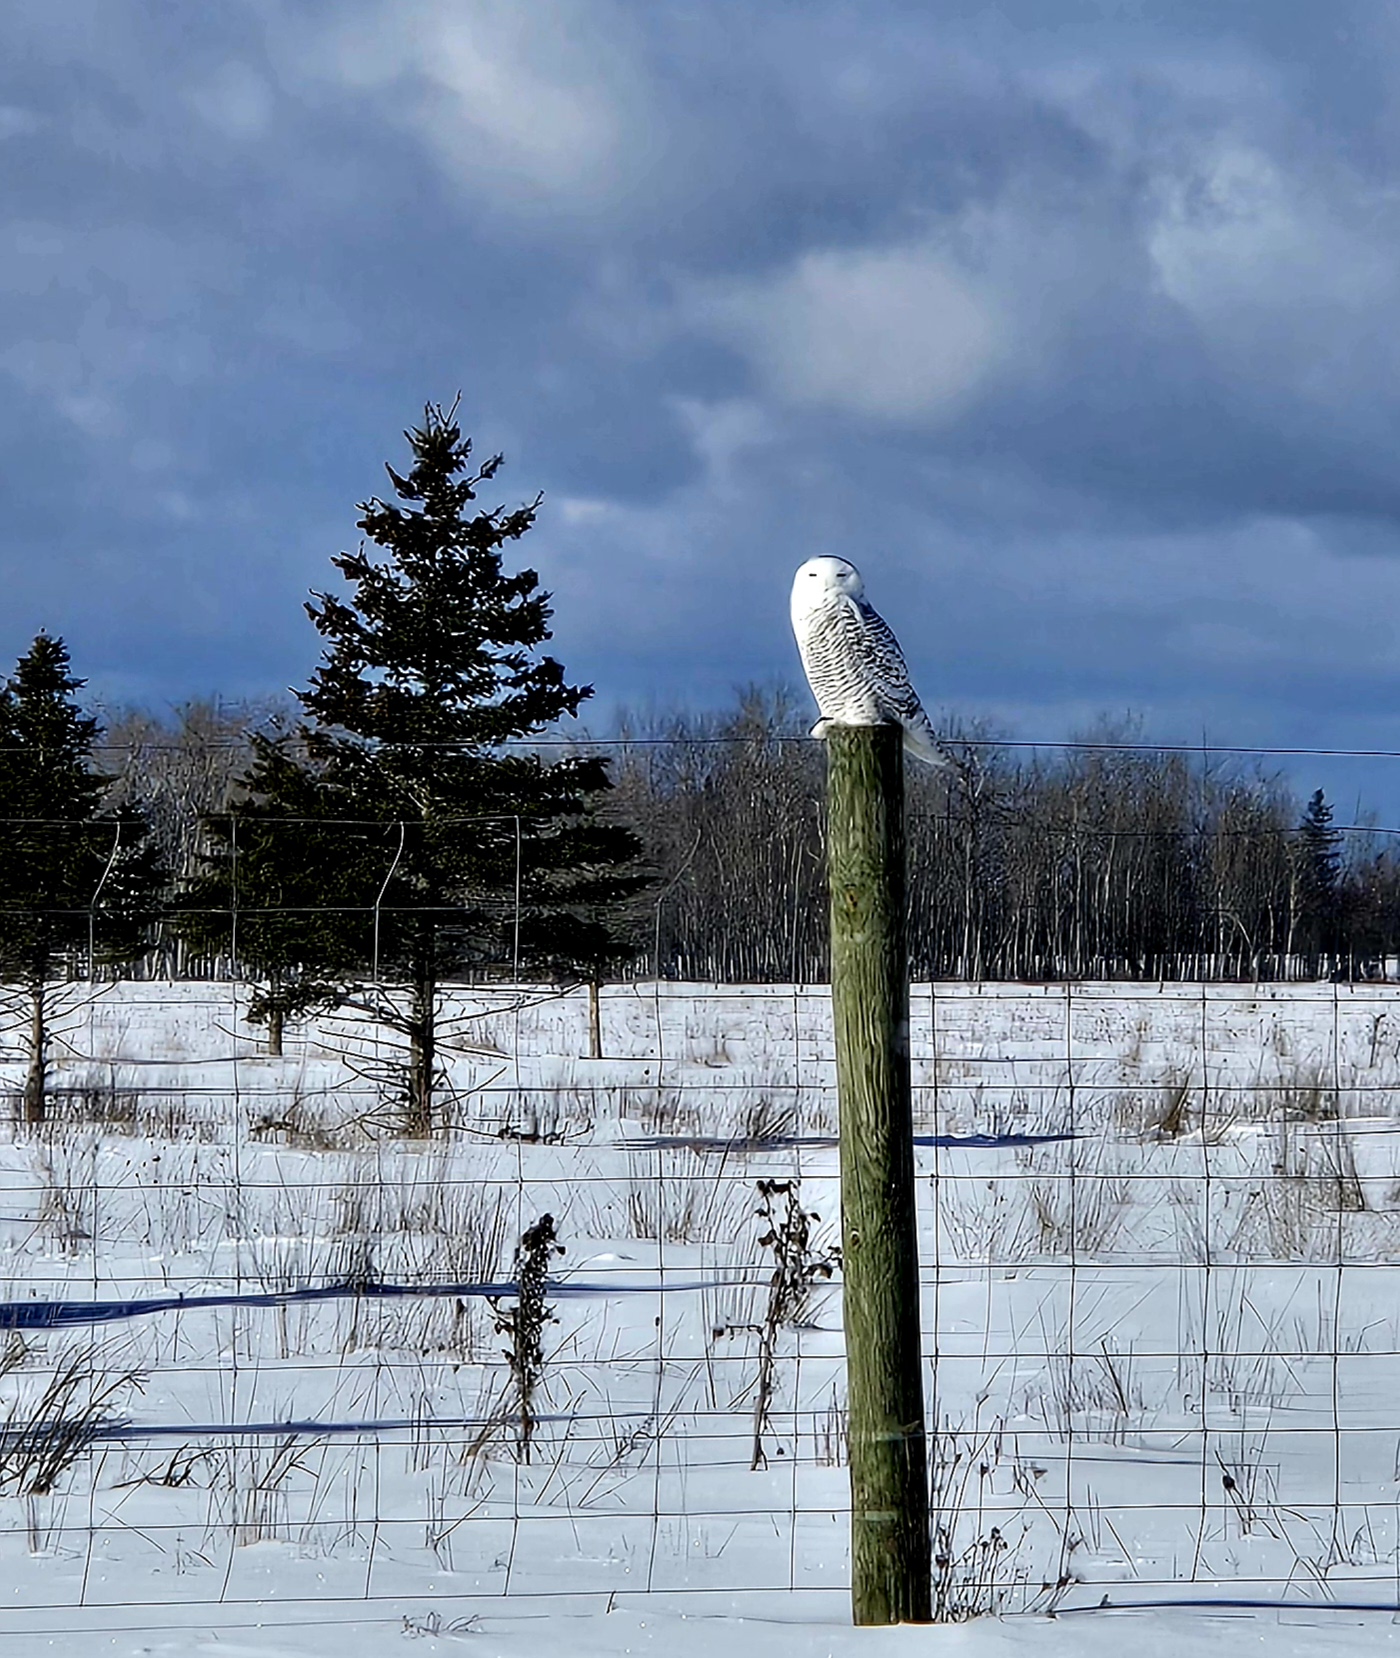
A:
[[4, 732, 1400, 1637], [1, 968, 1400, 1634]]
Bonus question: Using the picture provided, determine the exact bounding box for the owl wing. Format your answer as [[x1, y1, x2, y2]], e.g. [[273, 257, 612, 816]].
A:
[[854, 599, 925, 723], [855, 599, 952, 769]]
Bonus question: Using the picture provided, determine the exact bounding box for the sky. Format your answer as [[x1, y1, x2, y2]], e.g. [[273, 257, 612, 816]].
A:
[[7, 1, 1400, 813]]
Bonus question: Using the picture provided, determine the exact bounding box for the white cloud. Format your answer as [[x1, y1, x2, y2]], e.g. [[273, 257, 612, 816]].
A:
[[186, 62, 275, 141], [305, 0, 644, 207], [1148, 143, 1400, 389], [556, 496, 612, 526], [1152, 147, 1362, 313], [694, 241, 1004, 423], [670, 398, 773, 491]]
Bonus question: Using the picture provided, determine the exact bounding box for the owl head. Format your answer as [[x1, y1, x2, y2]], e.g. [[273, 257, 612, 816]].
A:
[[790, 556, 864, 619]]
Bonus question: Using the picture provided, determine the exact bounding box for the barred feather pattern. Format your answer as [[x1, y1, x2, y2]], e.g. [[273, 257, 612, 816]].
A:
[[790, 556, 950, 768]]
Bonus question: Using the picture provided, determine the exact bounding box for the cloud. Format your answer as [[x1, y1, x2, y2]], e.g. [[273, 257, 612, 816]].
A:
[[692, 242, 1005, 422], [185, 61, 276, 141], [304, 0, 647, 208], [1148, 142, 1400, 384], [0, 218, 235, 448], [9, 0, 1400, 794]]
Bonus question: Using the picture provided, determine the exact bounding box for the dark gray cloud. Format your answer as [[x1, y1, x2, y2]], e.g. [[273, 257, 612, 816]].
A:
[[5, 0, 1400, 809]]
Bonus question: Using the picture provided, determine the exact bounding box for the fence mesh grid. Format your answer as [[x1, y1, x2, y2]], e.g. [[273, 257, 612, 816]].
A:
[[3, 761, 1400, 1636], [4, 980, 1399, 1624]]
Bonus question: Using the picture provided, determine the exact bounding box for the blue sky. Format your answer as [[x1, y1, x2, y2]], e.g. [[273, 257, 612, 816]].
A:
[[7, 1, 1400, 810]]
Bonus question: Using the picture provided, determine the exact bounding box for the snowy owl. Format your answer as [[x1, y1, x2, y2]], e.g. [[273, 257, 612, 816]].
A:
[[790, 556, 951, 768]]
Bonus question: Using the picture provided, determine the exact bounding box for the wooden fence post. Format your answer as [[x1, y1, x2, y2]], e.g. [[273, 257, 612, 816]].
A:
[[826, 723, 932, 1624], [587, 979, 603, 1060]]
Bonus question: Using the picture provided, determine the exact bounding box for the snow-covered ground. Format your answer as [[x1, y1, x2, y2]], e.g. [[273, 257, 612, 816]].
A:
[[2, 980, 1400, 1655]]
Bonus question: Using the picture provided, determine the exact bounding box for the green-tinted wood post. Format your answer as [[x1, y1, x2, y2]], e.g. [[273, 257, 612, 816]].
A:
[[826, 723, 932, 1625]]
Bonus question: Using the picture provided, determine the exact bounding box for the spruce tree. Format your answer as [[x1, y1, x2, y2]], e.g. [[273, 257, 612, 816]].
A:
[[187, 404, 643, 1124], [1295, 787, 1343, 977], [0, 636, 162, 1121]]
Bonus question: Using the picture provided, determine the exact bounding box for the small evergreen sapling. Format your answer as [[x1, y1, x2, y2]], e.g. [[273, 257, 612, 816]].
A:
[[178, 723, 380, 1054]]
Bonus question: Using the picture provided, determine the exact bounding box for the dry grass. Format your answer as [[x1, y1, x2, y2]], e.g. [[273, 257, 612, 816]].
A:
[[0, 1341, 145, 1497], [624, 1150, 750, 1243], [11, 1081, 207, 1143]]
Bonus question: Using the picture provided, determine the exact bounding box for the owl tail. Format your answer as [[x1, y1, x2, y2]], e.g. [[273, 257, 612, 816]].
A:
[[900, 715, 953, 770]]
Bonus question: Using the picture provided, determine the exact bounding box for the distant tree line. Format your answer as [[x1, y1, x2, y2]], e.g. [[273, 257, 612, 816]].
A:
[[9, 659, 1399, 1005], [604, 695, 1396, 985]]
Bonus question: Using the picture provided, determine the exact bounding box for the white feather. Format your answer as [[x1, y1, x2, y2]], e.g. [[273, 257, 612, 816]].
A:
[[789, 556, 951, 769]]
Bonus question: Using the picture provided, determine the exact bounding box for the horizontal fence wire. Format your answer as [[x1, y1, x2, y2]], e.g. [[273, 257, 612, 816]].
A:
[[50, 732, 1400, 756]]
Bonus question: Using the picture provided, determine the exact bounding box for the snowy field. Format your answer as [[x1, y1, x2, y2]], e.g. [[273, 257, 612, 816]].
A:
[[2, 980, 1400, 1654]]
